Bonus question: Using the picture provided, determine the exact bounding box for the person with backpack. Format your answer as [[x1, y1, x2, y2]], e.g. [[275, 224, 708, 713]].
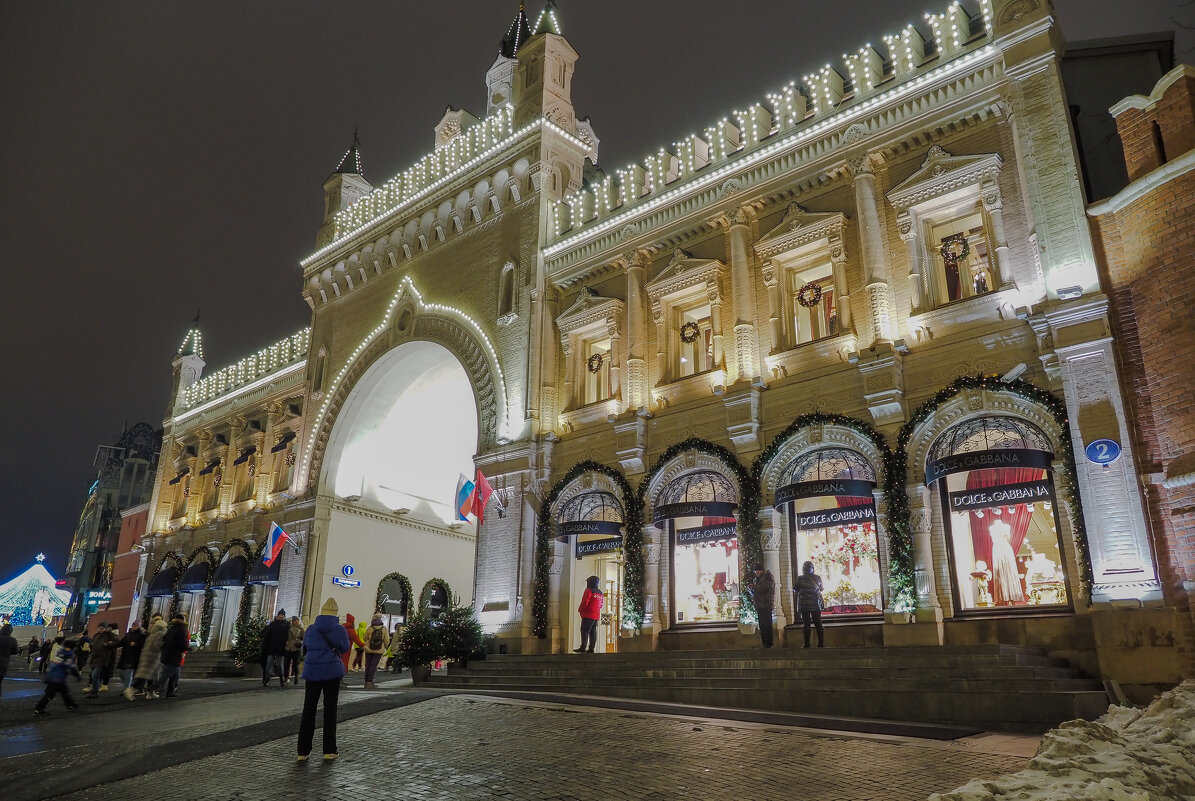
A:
[[33, 638, 81, 715], [284, 616, 305, 686], [361, 614, 389, 689]]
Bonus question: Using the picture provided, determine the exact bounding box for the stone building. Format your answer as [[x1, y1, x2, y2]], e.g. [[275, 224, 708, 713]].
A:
[[135, 1, 1188, 695]]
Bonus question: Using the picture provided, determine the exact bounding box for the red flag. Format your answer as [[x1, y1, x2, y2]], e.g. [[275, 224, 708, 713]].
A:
[[473, 469, 494, 524]]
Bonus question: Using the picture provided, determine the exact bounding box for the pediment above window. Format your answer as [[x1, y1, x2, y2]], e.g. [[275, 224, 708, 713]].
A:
[[754, 204, 848, 260], [887, 146, 1003, 210], [645, 248, 726, 300], [557, 286, 625, 335]]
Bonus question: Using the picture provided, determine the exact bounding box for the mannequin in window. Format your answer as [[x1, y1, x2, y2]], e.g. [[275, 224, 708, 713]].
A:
[[988, 519, 1024, 606]]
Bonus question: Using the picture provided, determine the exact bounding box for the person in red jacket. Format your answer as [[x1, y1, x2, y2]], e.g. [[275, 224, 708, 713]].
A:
[[340, 613, 364, 683], [574, 576, 604, 654]]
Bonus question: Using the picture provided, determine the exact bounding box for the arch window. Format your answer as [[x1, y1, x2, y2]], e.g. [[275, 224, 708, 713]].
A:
[[927, 416, 1069, 611], [655, 470, 740, 625], [497, 262, 517, 319], [776, 448, 881, 616]]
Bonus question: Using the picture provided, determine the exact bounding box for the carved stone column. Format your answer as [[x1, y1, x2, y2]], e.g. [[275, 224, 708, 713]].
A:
[[625, 253, 647, 409], [852, 155, 894, 345], [532, 286, 561, 432], [548, 541, 564, 648], [652, 301, 667, 386], [829, 232, 853, 332], [255, 404, 281, 509], [727, 207, 758, 382], [642, 523, 664, 633], [559, 334, 574, 413], [607, 320, 622, 404], [908, 484, 943, 618], [709, 284, 726, 371], [760, 513, 787, 631], [897, 210, 926, 313], [981, 180, 1015, 289], [761, 259, 782, 352]]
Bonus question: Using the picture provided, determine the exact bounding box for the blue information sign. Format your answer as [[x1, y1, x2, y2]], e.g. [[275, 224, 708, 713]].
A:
[[341, 564, 355, 578], [1084, 439, 1121, 465]]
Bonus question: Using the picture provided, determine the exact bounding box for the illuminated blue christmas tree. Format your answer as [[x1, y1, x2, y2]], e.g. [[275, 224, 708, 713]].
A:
[[0, 557, 70, 627]]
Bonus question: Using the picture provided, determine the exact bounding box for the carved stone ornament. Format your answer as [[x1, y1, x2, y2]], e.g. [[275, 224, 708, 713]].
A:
[[618, 223, 640, 242], [644, 543, 660, 565], [841, 123, 868, 147], [717, 177, 744, 199], [999, 0, 1041, 24]]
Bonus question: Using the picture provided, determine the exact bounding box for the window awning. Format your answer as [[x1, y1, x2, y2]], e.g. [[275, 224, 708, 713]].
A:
[[248, 553, 281, 585], [168, 469, 190, 486], [270, 431, 296, 453], [144, 567, 179, 597], [233, 446, 256, 466], [211, 555, 248, 588], [178, 562, 211, 593], [198, 458, 221, 476]]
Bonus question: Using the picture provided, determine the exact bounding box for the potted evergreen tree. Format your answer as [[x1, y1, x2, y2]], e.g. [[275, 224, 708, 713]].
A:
[[232, 615, 267, 677], [397, 614, 441, 684], [438, 605, 483, 667]]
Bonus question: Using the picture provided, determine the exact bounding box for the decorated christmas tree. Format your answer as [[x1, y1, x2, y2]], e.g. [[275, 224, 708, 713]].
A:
[[0, 558, 71, 626]]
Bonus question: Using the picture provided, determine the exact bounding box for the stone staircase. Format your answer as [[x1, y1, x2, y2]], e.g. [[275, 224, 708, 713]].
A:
[[182, 649, 244, 678], [425, 644, 1109, 731]]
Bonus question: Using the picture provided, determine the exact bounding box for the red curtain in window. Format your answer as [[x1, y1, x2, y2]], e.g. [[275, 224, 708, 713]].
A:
[[965, 468, 1042, 604]]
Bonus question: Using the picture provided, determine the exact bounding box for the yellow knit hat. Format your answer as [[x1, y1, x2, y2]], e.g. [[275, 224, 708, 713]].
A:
[[319, 597, 339, 616]]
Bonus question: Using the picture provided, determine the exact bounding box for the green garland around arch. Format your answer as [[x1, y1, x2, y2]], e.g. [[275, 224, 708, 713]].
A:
[[750, 413, 902, 608], [142, 554, 184, 626], [895, 374, 1094, 604], [375, 573, 414, 618], [184, 546, 216, 646], [532, 460, 637, 639], [637, 438, 757, 624], [418, 578, 453, 615]]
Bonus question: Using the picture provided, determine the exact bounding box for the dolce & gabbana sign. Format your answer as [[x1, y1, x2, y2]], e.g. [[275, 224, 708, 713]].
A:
[[775, 479, 875, 506], [925, 448, 1053, 484], [795, 505, 876, 530], [575, 536, 623, 558], [948, 480, 1054, 512], [653, 501, 736, 523]]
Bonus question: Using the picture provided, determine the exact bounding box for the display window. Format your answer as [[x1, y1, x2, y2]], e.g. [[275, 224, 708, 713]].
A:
[[777, 447, 882, 616], [927, 416, 1069, 612], [558, 489, 625, 652], [654, 469, 740, 626]]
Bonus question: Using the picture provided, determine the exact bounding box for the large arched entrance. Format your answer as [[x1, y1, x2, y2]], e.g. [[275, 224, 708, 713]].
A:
[[310, 339, 480, 621], [553, 481, 626, 653]]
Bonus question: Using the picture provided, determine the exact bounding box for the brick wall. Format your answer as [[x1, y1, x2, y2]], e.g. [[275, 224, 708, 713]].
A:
[[1097, 66, 1195, 674], [1115, 71, 1195, 182]]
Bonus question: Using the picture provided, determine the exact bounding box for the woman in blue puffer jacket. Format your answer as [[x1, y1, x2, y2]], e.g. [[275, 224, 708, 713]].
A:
[[297, 598, 351, 761]]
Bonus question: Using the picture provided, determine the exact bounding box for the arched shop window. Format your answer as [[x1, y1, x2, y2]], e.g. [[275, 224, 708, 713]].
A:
[[557, 490, 624, 553], [419, 579, 450, 620], [926, 416, 1069, 611], [654, 470, 739, 625], [377, 575, 409, 626], [776, 448, 882, 616]]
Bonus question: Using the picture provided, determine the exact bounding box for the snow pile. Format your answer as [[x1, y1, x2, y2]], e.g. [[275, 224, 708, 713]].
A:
[[929, 680, 1195, 801]]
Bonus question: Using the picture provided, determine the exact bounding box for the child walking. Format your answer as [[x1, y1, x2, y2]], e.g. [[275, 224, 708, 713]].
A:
[[34, 638, 81, 715]]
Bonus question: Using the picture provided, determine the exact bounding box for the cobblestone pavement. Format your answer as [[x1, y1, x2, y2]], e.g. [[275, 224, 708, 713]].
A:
[[52, 695, 1033, 801]]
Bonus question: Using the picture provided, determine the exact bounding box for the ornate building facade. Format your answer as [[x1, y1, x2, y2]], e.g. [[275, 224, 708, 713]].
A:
[[136, 1, 1189, 695]]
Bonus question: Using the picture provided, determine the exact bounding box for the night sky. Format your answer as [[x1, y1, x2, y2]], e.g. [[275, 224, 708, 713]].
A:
[[0, 1, 1188, 584]]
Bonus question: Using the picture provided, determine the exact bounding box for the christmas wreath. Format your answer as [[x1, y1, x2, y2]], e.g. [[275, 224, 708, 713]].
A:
[[796, 282, 823, 309], [587, 353, 604, 373], [939, 233, 970, 263], [679, 321, 700, 343]]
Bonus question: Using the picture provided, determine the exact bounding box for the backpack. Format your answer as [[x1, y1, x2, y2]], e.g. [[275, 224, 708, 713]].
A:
[[368, 626, 384, 650]]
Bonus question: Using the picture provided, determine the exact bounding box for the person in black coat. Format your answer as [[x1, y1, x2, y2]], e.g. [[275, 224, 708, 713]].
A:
[[158, 616, 190, 698], [117, 624, 146, 691], [0, 624, 20, 697], [260, 609, 291, 688], [38, 639, 54, 674]]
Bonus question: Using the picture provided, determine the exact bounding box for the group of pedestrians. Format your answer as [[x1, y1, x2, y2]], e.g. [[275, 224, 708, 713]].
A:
[[750, 561, 826, 649], [28, 613, 191, 715], [260, 610, 306, 688]]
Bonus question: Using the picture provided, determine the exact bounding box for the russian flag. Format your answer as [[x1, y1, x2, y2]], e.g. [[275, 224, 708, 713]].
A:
[[455, 474, 476, 521], [263, 522, 290, 567]]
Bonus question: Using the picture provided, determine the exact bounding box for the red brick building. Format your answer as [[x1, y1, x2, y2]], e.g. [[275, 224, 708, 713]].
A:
[[1089, 64, 1195, 683]]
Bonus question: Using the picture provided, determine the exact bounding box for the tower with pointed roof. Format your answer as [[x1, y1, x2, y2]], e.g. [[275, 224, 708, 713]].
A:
[[317, 131, 373, 247], [171, 323, 205, 405], [511, 1, 578, 136]]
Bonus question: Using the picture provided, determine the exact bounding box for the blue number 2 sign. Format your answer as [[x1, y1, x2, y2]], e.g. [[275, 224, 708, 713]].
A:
[[1085, 439, 1121, 465]]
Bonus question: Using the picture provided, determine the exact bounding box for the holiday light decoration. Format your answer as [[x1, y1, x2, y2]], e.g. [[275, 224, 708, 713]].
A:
[[178, 328, 310, 414], [548, 0, 997, 251]]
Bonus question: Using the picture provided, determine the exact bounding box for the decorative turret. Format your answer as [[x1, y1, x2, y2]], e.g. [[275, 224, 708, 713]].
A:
[[486, 4, 532, 116], [171, 318, 206, 408], [316, 130, 373, 247], [511, 2, 578, 132]]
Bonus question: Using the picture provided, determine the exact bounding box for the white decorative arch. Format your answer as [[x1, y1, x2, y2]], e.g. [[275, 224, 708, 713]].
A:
[[644, 449, 742, 513], [758, 422, 887, 504], [298, 275, 512, 491], [551, 471, 629, 521], [905, 387, 1065, 484]]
